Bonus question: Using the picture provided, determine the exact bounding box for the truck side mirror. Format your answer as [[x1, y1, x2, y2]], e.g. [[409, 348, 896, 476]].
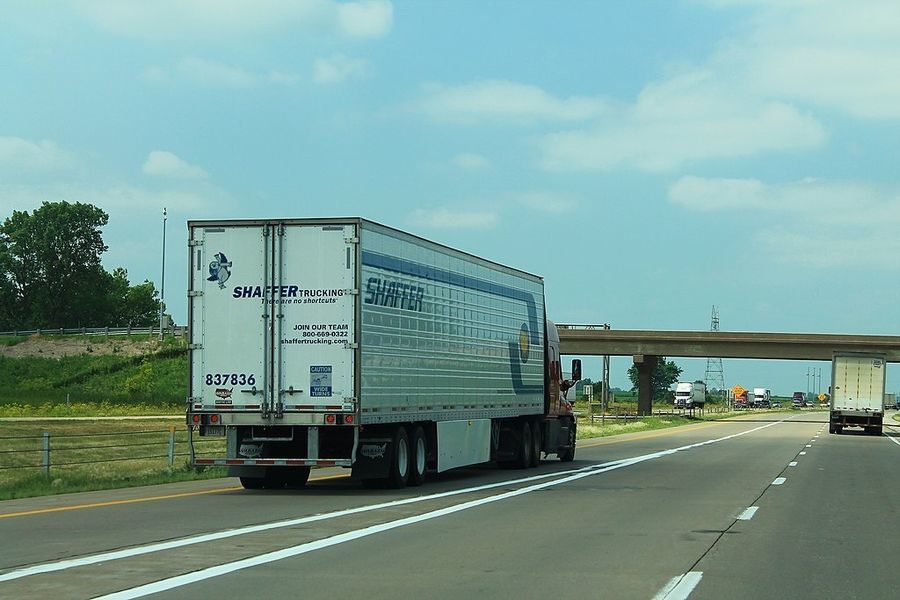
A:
[[571, 359, 582, 381]]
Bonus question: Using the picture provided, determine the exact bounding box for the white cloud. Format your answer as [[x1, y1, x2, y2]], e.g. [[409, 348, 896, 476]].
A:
[[668, 175, 900, 269], [336, 0, 393, 39], [538, 71, 826, 172], [452, 153, 490, 170], [143, 151, 209, 180], [420, 80, 606, 124], [517, 192, 576, 214], [408, 208, 498, 230], [75, 0, 393, 41], [143, 57, 300, 87], [0, 136, 75, 175], [313, 54, 369, 84]]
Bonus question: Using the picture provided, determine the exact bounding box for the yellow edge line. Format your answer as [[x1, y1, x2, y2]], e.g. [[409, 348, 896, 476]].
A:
[[0, 473, 349, 520]]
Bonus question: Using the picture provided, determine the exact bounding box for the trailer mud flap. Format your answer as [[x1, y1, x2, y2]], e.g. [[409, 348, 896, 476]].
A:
[[351, 438, 392, 480]]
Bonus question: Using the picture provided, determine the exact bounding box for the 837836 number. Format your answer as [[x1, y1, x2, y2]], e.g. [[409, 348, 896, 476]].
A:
[[205, 373, 256, 386]]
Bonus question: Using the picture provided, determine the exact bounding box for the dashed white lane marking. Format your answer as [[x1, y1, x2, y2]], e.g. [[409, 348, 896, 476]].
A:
[[800, 451, 807, 455], [654, 572, 704, 600], [789, 461, 798, 467], [806, 444, 812, 448], [772, 477, 787, 485], [737, 506, 759, 520]]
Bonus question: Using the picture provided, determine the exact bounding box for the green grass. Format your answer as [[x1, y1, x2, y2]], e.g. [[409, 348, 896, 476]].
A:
[[0, 339, 187, 408], [0, 336, 28, 347], [0, 420, 226, 500]]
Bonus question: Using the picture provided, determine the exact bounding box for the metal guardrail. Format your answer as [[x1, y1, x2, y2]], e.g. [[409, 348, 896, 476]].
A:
[[0, 326, 188, 337], [0, 428, 222, 475]]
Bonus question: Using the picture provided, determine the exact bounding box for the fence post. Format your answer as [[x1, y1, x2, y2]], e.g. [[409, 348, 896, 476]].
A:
[[167, 426, 176, 469], [42, 432, 50, 475]]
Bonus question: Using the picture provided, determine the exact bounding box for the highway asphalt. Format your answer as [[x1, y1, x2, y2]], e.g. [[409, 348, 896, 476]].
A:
[[1, 411, 898, 599]]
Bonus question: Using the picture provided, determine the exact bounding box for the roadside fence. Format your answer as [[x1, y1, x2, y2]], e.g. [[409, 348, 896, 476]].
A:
[[0, 326, 188, 338], [0, 428, 223, 478]]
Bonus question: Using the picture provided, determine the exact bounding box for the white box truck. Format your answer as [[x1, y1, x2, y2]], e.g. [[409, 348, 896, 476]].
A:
[[187, 218, 581, 489], [674, 381, 706, 409], [829, 352, 885, 435]]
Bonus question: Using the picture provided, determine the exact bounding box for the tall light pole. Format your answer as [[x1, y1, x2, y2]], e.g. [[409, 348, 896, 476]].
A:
[[159, 207, 167, 340]]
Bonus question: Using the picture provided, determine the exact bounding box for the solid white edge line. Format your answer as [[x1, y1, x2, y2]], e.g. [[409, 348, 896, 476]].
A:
[[772, 477, 787, 485], [887, 435, 900, 448], [1, 418, 789, 589], [654, 572, 704, 600], [737, 506, 759, 520]]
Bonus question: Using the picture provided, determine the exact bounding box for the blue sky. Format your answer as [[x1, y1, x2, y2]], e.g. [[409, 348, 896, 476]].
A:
[[2, 0, 899, 395]]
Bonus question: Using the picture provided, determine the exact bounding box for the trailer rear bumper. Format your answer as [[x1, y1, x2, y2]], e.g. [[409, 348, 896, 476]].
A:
[[194, 457, 353, 468]]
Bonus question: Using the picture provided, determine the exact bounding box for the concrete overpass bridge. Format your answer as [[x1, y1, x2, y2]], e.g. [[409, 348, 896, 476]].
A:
[[556, 326, 900, 415]]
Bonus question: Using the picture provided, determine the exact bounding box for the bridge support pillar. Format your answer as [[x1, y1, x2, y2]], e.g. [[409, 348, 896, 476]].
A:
[[633, 354, 658, 416]]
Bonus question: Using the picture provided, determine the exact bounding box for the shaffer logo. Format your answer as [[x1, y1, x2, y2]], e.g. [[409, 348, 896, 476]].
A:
[[215, 388, 233, 399], [207, 252, 232, 289]]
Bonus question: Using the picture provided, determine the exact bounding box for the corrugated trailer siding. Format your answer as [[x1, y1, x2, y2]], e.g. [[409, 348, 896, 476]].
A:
[[359, 223, 545, 424]]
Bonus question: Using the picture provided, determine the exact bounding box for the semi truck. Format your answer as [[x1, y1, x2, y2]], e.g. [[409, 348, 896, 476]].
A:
[[186, 218, 582, 489], [829, 352, 885, 435], [733, 388, 750, 410], [752, 388, 771, 408], [674, 381, 706, 409]]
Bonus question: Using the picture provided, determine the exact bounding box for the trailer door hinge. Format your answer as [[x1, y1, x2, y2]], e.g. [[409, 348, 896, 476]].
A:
[[188, 290, 203, 297], [188, 343, 203, 350], [188, 239, 203, 247], [344, 289, 359, 296], [344, 342, 359, 350], [345, 236, 359, 244]]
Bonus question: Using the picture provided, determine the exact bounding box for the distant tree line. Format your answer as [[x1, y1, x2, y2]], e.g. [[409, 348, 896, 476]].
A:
[[0, 201, 160, 330]]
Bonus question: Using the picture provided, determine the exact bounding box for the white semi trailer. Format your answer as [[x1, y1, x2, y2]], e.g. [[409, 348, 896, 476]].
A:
[[829, 352, 885, 435], [187, 218, 581, 489]]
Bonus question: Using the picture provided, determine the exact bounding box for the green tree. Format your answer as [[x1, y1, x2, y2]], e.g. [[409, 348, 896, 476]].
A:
[[0, 201, 160, 329], [0, 201, 109, 328], [627, 358, 683, 401]]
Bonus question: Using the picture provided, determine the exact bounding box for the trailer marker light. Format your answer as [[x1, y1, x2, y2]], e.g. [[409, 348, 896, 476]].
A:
[[210, 414, 220, 424], [191, 415, 201, 424], [344, 414, 354, 424], [325, 414, 336, 424]]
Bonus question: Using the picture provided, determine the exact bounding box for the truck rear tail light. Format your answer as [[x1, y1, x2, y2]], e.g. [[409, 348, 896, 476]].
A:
[[210, 414, 220, 423], [344, 414, 354, 424], [325, 414, 336, 424], [191, 415, 201, 424]]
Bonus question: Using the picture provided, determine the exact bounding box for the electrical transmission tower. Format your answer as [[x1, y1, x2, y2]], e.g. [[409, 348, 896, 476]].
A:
[[705, 305, 726, 395]]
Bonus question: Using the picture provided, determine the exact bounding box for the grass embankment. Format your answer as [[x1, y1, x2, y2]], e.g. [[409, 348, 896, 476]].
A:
[[0, 420, 226, 501], [0, 334, 185, 417]]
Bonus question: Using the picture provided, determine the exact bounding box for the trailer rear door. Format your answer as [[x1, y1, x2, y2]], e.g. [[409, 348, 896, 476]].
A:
[[189, 222, 357, 416]]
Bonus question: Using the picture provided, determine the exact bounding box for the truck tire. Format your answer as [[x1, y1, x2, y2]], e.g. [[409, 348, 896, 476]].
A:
[[387, 426, 410, 489], [516, 421, 533, 469], [240, 476, 266, 490], [408, 426, 427, 487], [559, 420, 576, 462], [284, 466, 311, 488], [530, 421, 542, 468], [828, 424, 835, 434]]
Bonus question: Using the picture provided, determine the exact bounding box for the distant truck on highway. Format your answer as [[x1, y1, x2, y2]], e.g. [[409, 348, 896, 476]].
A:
[[186, 218, 582, 489], [752, 388, 771, 408], [829, 352, 885, 435], [733, 388, 750, 409], [674, 381, 706, 409]]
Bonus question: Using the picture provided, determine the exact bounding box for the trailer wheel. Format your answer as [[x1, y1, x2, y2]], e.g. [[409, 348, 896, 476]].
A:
[[240, 476, 265, 490], [835, 425, 843, 434], [409, 426, 427, 487], [828, 424, 835, 434], [516, 421, 533, 469], [529, 421, 542, 468], [387, 426, 410, 488], [284, 466, 311, 488]]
